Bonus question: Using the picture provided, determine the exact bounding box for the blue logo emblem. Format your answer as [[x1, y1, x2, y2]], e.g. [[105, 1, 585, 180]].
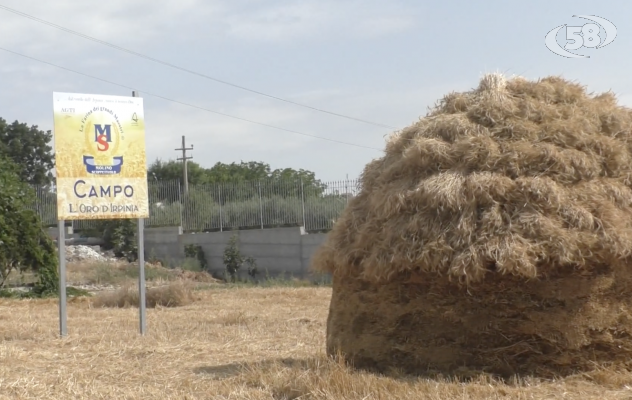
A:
[[83, 122, 124, 175]]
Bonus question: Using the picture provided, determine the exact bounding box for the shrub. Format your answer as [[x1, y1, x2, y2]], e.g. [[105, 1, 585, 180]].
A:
[[0, 153, 58, 296], [222, 234, 257, 282], [184, 244, 208, 270], [97, 219, 138, 262]]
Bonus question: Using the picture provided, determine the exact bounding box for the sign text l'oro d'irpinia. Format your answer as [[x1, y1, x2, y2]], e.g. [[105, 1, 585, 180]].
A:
[[67, 179, 140, 215]]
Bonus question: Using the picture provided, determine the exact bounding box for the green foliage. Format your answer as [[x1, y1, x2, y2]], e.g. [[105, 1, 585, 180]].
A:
[[31, 233, 60, 297], [97, 219, 138, 262], [179, 189, 346, 233], [0, 286, 92, 299], [215, 275, 331, 288], [208, 161, 272, 183], [222, 234, 257, 282], [86, 262, 172, 285], [184, 244, 207, 270], [222, 235, 241, 282], [148, 159, 326, 204], [0, 153, 58, 293], [32, 185, 58, 226], [149, 159, 208, 186], [0, 289, 19, 298], [0, 118, 55, 185], [66, 287, 92, 297]]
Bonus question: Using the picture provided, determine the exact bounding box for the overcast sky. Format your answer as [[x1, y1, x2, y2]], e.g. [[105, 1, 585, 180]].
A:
[[0, 0, 630, 182]]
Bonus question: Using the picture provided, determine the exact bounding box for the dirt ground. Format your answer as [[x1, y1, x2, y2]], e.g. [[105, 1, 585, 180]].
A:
[[3, 283, 632, 399]]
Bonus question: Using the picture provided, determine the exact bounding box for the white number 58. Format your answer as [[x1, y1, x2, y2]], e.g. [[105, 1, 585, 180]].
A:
[[565, 23, 601, 50]]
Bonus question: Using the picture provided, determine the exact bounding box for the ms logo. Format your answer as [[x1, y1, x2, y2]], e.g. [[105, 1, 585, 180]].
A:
[[94, 124, 112, 152], [82, 117, 123, 175]]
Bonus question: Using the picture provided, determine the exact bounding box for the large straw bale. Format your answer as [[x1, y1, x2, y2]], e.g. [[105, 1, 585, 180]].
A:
[[312, 74, 632, 377]]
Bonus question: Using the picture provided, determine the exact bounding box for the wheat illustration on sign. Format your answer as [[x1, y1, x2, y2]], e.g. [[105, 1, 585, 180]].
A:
[[545, 15, 617, 58]]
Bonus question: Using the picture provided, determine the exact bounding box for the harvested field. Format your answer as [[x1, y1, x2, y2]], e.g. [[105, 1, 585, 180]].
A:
[[2, 287, 632, 399]]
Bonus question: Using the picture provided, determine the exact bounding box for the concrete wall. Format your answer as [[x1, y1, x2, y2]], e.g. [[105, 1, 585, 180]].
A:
[[174, 227, 327, 279], [49, 225, 328, 280], [144, 226, 184, 264]]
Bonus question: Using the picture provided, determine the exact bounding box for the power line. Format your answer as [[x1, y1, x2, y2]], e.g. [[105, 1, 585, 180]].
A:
[[0, 46, 384, 151], [0, 4, 398, 130]]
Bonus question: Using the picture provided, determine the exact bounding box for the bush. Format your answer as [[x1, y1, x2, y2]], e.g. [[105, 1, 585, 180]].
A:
[[222, 234, 257, 282], [97, 219, 138, 262], [184, 244, 208, 270], [0, 154, 58, 295], [92, 281, 195, 308]]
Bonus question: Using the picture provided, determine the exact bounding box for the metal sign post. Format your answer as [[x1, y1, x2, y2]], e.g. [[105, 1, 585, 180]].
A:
[[58, 220, 67, 337], [137, 217, 146, 335], [132, 90, 147, 335]]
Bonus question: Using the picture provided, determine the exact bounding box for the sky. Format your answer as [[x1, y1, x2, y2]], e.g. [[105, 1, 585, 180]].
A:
[[0, 0, 631, 182]]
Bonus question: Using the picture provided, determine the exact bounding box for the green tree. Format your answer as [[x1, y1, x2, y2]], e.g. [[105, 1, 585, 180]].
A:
[[222, 234, 242, 282], [147, 159, 204, 203], [148, 159, 208, 184], [221, 234, 257, 282], [206, 162, 326, 200], [0, 118, 55, 185], [205, 161, 271, 183], [96, 219, 138, 262], [148, 159, 326, 203], [269, 167, 326, 198], [0, 154, 58, 293]]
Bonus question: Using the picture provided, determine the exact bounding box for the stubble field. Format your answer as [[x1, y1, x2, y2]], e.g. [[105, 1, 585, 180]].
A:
[[1, 263, 632, 399]]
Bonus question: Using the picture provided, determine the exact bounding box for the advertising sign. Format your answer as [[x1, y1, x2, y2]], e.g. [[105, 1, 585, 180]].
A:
[[52, 92, 149, 220]]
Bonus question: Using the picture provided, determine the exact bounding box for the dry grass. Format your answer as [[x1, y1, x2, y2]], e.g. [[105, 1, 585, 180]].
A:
[[92, 281, 197, 308], [3, 260, 180, 289], [1, 287, 632, 399], [68, 260, 178, 286], [2, 260, 222, 295]]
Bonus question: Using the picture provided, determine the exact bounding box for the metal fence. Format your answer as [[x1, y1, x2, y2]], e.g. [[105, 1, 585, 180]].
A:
[[31, 178, 360, 233]]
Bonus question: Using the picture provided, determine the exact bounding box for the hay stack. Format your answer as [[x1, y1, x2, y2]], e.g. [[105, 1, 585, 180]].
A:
[[312, 74, 632, 377]]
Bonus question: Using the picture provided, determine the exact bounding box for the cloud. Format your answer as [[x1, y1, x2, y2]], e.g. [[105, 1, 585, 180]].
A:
[[0, 0, 415, 54], [214, 0, 416, 43], [0, 0, 214, 51]]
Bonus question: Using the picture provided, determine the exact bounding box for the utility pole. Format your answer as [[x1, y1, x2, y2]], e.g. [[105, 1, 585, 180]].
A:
[[175, 135, 193, 194]]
